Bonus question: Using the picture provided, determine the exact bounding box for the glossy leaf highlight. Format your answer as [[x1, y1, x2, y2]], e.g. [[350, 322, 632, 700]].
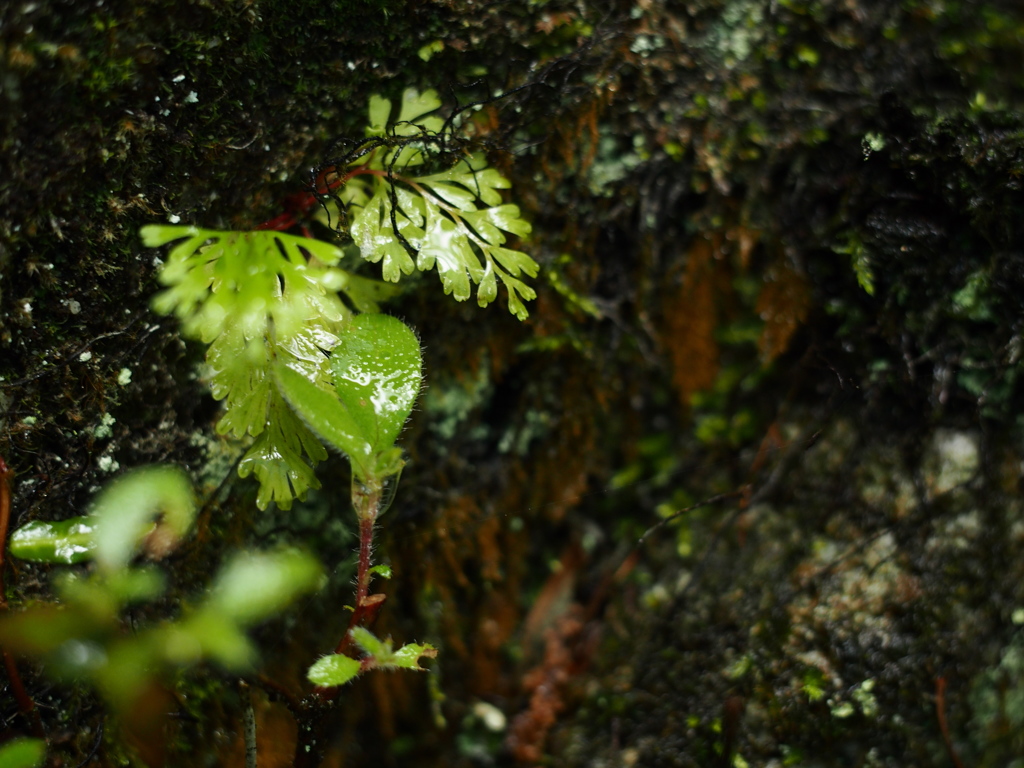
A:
[[143, 226, 399, 509], [9, 517, 95, 564], [307, 653, 362, 687], [275, 313, 422, 483], [320, 89, 537, 318]]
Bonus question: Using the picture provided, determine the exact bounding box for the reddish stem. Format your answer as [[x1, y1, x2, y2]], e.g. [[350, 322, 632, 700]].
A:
[[295, 482, 385, 766], [936, 676, 966, 768], [0, 457, 45, 739], [0, 455, 11, 611], [3, 651, 44, 738], [318, 480, 386, 685], [255, 166, 392, 232], [354, 515, 375, 609]]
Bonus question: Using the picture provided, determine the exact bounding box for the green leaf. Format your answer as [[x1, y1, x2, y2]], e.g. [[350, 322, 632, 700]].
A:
[[368, 563, 392, 579], [275, 314, 422, 483], [9, 517, 96, 564], [397, 87, 442, 126], [350, 626, 390, 658], [308, 653, 362, 686], [367, 94, 392, 134], [349, 627, 437, 671], [366, 89, 442, 143], [341, 157, 537, 314], [206, 548, 323, 625], [321, 91, 537, 318], [329, 314, 423, 452], [0, 604, 107, 655], [0, 738, 46, 768], [144, 226, 401, 509], [390, 641, 438, 671], [274, 360, 375, 481], [91, 465, 196, 571], [161, 611, 255, 670], [236, 389, 328, 511], [81, 567, 166, 606]]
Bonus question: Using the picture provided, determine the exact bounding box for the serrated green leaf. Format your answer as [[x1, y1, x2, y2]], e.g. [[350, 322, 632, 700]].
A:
[[350, 626, 391, 658], [10, 517, 96, 564], [330, 314, 423, 451], [397, 88, 441, 125], [368, 563, 393, 579], [348, 627, 436, 671], [274, 359, 375, 481], [91, 465, 196, 571], [308, 653, 362, 686], [390, 641, 438, 670]]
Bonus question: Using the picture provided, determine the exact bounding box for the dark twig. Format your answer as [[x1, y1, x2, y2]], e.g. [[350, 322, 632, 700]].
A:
[[0, 456, 11, 611], [253, 673, 303, 717], [936, 676, 966, 768], [636, 490, 747, 548], [74, 718, 104, 767], [241, 680, 257, 768]]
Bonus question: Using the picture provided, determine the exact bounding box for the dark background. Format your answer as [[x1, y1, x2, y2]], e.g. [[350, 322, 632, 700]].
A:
[[3, 1, 1024, 765]]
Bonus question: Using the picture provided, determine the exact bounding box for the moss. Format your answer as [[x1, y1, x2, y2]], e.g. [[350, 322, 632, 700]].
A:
[[6, 0, 1024, 765]]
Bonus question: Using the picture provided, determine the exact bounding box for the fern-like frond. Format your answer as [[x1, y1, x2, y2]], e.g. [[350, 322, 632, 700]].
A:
[[143, 225, 394, 509], [316, 90, 538, 320]]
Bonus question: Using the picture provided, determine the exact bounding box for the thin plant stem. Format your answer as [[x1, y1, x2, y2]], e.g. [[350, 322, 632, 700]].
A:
[[295, 480, 386, 767], [355, 515, 375, 609], [0, 456, 46, 739], [242, 680, 257, 768], [0, 456, 12, 611]]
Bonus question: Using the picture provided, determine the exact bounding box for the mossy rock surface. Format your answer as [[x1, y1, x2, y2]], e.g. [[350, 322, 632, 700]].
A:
[[3, 1, 1024, 766]]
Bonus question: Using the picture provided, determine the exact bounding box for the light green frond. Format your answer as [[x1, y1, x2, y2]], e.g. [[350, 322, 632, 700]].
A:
[[144, 226, 393, 509]]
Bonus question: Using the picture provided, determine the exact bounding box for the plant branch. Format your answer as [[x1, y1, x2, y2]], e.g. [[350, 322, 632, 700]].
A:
[[294, 478, 388, 767], [0, 456, 46, 739], [936, 676, 966, 768]]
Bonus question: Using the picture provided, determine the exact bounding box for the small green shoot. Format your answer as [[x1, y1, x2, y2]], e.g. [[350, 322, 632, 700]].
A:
[[306, 627, 436, 687], [0, 467, 323, 717]]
